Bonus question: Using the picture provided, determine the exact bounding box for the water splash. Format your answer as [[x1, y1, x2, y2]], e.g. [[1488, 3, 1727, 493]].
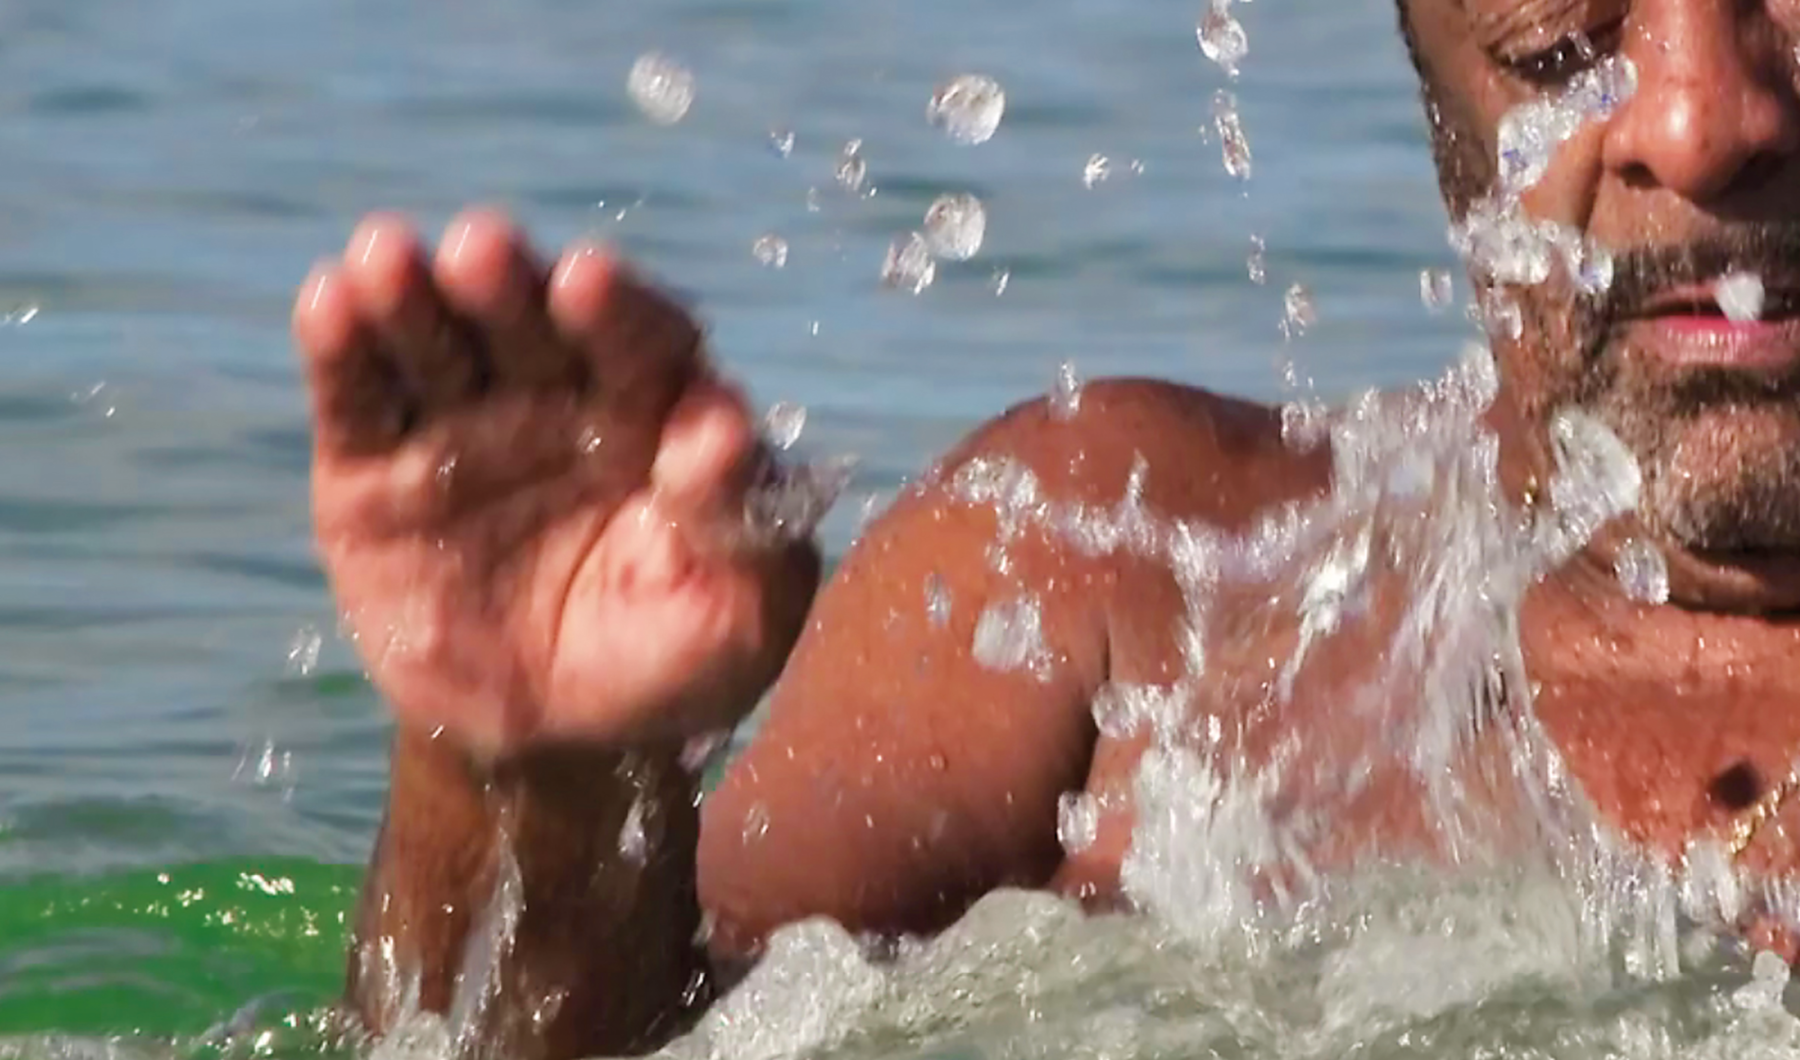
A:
[[1453, 55, 1637, 303]]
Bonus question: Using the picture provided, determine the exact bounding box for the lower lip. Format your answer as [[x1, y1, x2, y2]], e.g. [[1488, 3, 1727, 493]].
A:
[[1630, 316, 1800, 371]]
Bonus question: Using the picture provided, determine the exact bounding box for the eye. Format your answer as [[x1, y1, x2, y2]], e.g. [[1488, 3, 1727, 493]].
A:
[[1499, 17, 1626, 87]]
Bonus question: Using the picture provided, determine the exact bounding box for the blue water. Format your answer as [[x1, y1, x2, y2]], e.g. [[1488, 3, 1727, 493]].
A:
[[0, 0, 1478, 1040]]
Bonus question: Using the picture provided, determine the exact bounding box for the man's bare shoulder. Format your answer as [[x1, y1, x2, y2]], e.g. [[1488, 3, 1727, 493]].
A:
[[936, 377, 1330, 529]]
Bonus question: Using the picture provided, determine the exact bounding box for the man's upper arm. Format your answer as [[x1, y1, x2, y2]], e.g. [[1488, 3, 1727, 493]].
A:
[[695, 470, 1112, 958]]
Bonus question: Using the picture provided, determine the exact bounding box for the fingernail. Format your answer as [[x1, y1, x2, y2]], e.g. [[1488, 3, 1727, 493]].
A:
[[306, 265, 337, 310], [445, 217, 478, 263], [553, 242, 607, 289], [355, 225, 384, 265]]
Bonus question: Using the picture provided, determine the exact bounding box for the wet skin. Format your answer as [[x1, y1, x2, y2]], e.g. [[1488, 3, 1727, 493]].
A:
[[296, 1, 1800, 1056]]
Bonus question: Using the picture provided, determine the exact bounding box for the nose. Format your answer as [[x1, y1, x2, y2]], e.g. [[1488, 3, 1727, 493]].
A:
[[1602, 2, 1800, 203]]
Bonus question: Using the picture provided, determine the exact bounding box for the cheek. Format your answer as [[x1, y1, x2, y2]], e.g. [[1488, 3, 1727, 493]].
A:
[[1518, 124, 1608, 231], [1426, 86, 1501, 218]]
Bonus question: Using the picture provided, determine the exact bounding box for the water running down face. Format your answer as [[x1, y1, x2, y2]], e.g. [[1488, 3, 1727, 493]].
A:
[[1402, 0, 1800, 596]]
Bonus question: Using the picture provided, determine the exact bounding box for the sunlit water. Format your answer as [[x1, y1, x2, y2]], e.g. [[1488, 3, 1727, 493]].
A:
[[7, 0, 1791, 1057]]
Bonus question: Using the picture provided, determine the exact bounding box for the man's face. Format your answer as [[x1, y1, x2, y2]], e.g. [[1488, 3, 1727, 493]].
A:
[[1405, 0, 1800, 603]]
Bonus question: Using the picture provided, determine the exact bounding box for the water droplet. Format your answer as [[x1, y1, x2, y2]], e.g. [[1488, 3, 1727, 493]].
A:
[[1494, 55, 1637, 198], [764, 401, 807, 450], [618, 798, 649, 865], [922, 193, 986, 261], [1051, 361, 1083, 419], [1545, 409, 1642, 558], [435, 454, 459, 489], [752, 234, 789, 269], [1614, 538, 1669, 605], [1280, 399, 1328, 450], [286, 624, 323, 676], [972, 595, 1051, 678], [1082, 154, 1112, 189], [233, 739, 298, 800], [1420, 269, 1454, 311], [1246, 235, 1267, 285], [1716, 272, 1765, 323], [741, 802, 771, 843], [627, 52, 695, 126], [1281, 283, 1316, 339], [1196, 0, 1248, 79], [881, 232, 936, 294], [744, 454, 856, 544], [924, 573, 953, 628], [1563, 236, 1614, 296], [1482, 292, 1525, 341], [991, 268, 1011, 296], [835, 139, 868, 192], [1057, 792, 1100, 853], [769, 128, 795, 157], [927, 74, 1005, 145], [1212, 90, 1252, 180]]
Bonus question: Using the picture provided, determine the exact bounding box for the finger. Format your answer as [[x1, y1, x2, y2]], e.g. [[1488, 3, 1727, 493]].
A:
[[293, 261, 415, 456], [343, 212, 490, 409], [435, 208, 588, 392], [651, 377, 761, 515], [548, 244, 703, 421]]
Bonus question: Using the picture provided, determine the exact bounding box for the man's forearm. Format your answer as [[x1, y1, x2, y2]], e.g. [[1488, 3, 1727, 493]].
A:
[[349, 725, 712, 1060]]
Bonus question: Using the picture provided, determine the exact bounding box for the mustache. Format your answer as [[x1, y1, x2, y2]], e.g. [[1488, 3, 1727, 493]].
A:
[[1584, 224, 1800, 326]]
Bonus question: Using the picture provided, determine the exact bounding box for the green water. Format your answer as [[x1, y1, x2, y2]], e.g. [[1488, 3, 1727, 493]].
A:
[[0, 860, 357, 1046]]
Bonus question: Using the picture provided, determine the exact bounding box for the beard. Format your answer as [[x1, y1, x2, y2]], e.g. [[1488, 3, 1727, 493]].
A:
[[1538, 225, 1800, 555], [1574, 363, 1800, 552]]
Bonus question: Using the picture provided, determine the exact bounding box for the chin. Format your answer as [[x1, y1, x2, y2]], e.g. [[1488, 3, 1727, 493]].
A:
[[1631, 405, 1800, 553]]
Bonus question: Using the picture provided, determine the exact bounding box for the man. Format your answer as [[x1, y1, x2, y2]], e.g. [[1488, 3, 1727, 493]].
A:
[[292, 0, 1800, 1056]]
